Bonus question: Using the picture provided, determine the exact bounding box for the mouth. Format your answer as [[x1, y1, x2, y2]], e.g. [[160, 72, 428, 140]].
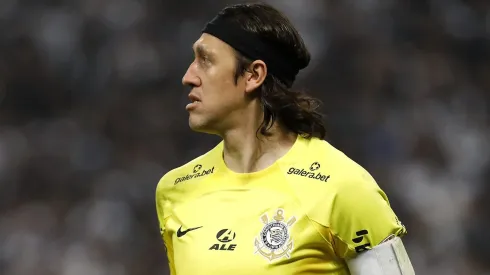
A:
[[188, 93, 201, 103], [186, 94, 201, 111]]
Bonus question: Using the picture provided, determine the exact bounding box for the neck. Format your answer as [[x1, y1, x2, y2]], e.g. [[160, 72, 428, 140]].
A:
[[221, 122, 297, 174]]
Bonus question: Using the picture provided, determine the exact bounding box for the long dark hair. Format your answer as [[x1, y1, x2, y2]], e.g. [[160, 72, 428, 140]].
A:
[[217, 3, 327, 139]]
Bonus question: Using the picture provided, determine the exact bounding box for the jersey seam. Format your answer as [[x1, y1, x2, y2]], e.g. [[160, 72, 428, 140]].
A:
[[279, 160, 362, 260], [279, 162, 343, 258]]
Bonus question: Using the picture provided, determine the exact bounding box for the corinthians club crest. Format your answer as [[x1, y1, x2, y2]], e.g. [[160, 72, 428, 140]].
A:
[[254, 209, 296, 262]]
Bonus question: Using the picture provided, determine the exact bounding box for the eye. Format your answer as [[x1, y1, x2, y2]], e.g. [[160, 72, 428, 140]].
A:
[[198, 56, 211, 67]]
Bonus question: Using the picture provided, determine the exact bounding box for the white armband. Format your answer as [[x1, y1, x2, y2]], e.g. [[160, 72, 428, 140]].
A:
[[346, 237, 415, 275]]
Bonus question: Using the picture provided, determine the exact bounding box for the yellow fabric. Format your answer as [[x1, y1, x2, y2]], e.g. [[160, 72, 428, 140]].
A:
[[155, 136, 406, 275]]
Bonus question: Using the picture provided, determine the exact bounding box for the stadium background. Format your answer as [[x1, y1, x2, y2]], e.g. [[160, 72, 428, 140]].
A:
[[0, 0, 489, 274]]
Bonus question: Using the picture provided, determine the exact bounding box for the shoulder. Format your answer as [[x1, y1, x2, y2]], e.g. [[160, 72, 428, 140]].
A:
[[313, 138, 374, 182], [309, 139, 387, 209], [286, 137, 391, 221], [291, 139, 406, 259], [156, 141, 223, 198], [285, 137, 378, 191]]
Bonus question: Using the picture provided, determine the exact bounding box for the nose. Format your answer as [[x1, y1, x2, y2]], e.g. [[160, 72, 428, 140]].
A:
[[182, 61, 201, 87]]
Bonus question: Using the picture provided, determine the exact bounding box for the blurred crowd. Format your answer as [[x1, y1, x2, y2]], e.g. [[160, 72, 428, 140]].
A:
[[0, 0, 489, 274]]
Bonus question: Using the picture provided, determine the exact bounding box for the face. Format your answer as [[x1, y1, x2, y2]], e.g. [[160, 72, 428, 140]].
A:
[[182, 33, 247, 134]]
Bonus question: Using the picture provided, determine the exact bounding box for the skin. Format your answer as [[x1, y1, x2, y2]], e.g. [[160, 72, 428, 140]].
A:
[[182, 33, 297, 173]]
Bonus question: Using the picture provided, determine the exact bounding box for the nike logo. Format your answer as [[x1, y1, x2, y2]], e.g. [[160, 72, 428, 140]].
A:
[[177, 226, 203, 237]]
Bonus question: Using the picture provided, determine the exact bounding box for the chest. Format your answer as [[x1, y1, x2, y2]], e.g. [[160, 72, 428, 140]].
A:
[[163, 188, 337, 275]]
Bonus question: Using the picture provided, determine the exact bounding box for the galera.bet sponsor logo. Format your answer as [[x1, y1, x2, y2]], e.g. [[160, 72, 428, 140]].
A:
[[287, 162, 330, 182], [174, 164, 215, 185]]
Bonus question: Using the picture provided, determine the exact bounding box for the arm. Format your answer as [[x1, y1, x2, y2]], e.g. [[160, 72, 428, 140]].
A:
[[328, 175, 414, 274]]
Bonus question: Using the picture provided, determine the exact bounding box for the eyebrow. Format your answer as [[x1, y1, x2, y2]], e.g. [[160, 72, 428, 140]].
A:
[[193, 44, 213, 60]]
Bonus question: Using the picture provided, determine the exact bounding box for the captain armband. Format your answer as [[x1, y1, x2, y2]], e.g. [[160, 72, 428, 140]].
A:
[[346, 237, 415, 275]]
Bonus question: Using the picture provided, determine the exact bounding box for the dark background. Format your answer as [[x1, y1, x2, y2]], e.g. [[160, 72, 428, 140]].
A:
[[0, 0, 489, 274]]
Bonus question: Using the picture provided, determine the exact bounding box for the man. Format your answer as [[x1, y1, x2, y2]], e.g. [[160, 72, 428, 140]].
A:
[[155, 3, 414, 275]]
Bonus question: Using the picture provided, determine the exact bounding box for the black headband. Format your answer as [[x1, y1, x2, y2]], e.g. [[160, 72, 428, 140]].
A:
[[202, 17, 303, 87]]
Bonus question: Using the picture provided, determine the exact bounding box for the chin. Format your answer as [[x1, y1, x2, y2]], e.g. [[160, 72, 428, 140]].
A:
[[188, 116, 209, 132], [188, 122, 206, 132], [188, 116, 220, 135]]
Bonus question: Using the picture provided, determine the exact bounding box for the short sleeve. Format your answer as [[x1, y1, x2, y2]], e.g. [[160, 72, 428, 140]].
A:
[[329, 177, 407, 259], [155, 180, 176, 275], [155, 184, 166, 237]]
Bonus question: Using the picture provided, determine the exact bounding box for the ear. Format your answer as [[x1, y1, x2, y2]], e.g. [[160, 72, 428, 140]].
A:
[[244, 60, 267, 93]]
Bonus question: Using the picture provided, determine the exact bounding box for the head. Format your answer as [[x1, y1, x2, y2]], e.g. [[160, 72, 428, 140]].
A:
[[182, 2, 326, 139]]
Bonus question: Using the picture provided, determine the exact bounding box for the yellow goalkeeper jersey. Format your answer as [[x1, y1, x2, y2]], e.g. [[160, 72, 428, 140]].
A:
[[155, 135, 407, 275]]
